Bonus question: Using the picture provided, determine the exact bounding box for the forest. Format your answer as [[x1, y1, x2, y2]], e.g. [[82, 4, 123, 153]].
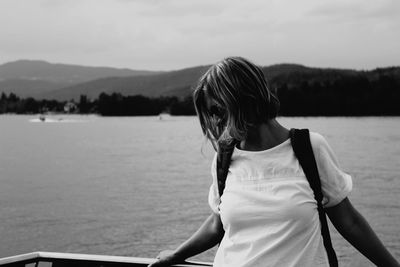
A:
[[275, 71, 399, 116], [0, 92, 195, 116]]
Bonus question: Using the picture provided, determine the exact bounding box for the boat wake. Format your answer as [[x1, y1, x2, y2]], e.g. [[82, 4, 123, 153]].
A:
[[29, 118, 88, 123]]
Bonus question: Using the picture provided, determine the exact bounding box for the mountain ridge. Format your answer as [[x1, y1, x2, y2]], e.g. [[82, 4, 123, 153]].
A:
[[1, 60, 399, 101], [0, 60, 162, 98]]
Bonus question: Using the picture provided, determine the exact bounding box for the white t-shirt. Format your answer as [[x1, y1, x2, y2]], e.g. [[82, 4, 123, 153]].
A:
[[208, 132, 352, 267]]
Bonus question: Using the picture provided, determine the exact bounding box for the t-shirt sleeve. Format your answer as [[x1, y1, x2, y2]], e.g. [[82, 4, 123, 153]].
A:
[[310, 132, 353, 208], [208, 153, 220, 214]]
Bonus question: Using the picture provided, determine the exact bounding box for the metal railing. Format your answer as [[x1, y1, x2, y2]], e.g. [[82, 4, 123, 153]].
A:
[[0, 252, 212, 267]]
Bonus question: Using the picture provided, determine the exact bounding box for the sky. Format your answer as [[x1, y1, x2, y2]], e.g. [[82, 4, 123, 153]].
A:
[[0, 0, 399, 70]]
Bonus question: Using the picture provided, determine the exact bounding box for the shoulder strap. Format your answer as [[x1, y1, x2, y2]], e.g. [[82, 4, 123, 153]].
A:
[[216, 142, 236, 197], [289, 128, 338, 267]]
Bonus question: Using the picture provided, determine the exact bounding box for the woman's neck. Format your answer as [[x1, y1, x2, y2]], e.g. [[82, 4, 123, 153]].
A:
[[238, 119, 289, 151]]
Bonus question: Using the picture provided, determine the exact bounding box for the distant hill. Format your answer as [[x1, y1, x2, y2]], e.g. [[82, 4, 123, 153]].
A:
[[0, 79, 65, 98], [0, 60, 161, 97], [37, 63, 400, 101], [268, 65, 400, 116], [37, 64, 327, 100], [262, 64, 359, 85], [263, 64, 400, 90], [37, 65, 210, 100], [1, 60, 399, 103]]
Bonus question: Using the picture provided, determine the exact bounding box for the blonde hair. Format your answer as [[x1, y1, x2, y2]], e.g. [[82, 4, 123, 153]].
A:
[[193, 57, 280, 150]]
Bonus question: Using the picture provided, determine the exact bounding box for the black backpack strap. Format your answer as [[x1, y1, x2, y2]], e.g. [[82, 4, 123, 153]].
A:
[[216, 142, 236, 197], [290, 128, 338, 267]]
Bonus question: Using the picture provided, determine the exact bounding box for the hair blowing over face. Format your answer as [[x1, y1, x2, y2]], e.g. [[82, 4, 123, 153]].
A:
[[193, 57, 280, 150]]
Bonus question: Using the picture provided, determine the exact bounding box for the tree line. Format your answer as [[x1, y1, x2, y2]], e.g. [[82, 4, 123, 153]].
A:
[[275, 71, 400, 116], [0, 92, 195, 116], [1, 71, 399, 116]]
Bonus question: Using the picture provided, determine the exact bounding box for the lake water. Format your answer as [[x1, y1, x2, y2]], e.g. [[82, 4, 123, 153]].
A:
[[0, 115, 399, 266]]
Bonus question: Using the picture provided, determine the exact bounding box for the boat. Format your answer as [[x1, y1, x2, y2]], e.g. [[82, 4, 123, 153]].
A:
[[39, 114, 46, 122], [0, 251, 212, 267]]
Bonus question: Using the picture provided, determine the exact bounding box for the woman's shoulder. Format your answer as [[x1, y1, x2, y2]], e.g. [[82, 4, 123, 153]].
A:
[[309, 131, 329, 150], [307, 131, 334, 158], [308, 131, 342, 168]]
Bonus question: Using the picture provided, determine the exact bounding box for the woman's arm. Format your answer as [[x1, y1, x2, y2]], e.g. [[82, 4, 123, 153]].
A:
[[326, 197, 400, 267], [148, 212, 224, 267]]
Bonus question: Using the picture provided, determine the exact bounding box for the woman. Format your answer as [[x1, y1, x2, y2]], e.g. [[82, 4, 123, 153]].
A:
[[149, 57, 399, 267]]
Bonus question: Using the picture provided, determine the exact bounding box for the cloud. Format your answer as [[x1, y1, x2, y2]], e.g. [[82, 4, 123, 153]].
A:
[[0, 0, 399, 69], [307, 0, 400, 21]]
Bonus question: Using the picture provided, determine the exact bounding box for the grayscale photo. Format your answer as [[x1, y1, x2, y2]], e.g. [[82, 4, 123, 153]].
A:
[[0, 1, 399, 267]]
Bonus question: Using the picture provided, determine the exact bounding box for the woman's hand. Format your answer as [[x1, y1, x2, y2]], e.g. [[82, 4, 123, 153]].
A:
[[148, 250, 182, 267], [148, 213, 223, 267]]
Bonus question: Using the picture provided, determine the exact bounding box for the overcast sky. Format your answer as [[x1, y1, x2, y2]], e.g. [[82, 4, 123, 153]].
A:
[[1, 0, 399, 70]]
